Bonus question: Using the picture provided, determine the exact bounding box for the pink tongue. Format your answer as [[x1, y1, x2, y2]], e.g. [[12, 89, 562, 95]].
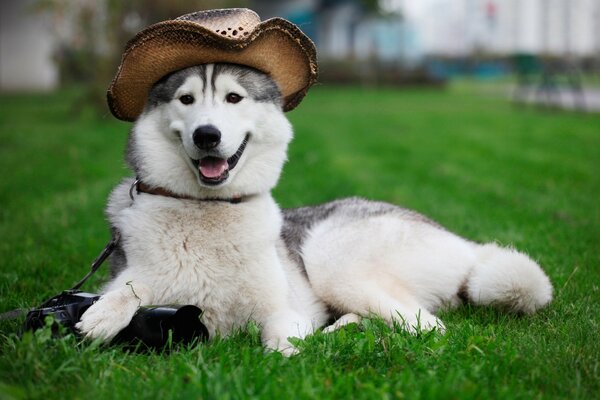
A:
[[199, 157, 228, 178]]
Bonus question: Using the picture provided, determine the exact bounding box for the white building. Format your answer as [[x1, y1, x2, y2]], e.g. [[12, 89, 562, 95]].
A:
[[0, 0, 58, 91], [257, 0, 599, 61]]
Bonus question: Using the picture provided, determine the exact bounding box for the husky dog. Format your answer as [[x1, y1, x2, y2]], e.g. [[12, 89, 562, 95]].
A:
[[76, 64, 553, 354]]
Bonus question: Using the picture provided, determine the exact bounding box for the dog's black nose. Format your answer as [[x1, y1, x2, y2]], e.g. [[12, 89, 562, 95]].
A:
[[193, 125, 221, 150]]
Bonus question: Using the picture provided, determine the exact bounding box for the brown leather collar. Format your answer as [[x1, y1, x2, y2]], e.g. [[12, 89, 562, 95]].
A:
[[135, 180, 243, 204]]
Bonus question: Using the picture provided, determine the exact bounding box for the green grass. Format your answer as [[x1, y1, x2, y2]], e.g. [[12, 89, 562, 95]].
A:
[[1, 82, 599, 399]]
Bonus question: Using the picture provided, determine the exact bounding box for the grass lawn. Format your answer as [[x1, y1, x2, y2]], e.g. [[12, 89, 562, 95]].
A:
[[0, 82, 599, 399]]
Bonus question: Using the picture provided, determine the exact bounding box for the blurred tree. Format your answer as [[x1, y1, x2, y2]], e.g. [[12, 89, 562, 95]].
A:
[[33, 0, 247, 116], [358, 0, 402, 17]]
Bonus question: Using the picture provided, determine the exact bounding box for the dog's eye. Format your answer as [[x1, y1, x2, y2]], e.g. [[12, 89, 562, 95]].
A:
[[226, 93, 243, 104], [179, 94, 194, 105]]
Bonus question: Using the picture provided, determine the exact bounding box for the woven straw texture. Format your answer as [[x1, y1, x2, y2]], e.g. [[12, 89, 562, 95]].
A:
[[107, 8, 318, 121]]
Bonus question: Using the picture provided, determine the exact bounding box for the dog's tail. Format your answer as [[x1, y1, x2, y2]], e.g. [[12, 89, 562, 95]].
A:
[[464, 243, 553, 314]]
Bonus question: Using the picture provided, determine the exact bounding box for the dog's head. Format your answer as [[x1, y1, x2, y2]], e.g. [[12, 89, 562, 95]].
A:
[[127, 63, 294, 199]]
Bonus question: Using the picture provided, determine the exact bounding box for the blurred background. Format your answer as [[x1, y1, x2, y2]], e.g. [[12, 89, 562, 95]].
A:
[[1, 0, 599, 112]]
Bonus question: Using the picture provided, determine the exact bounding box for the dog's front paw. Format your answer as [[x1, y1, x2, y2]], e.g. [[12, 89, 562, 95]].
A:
[[76, 291, 140, 341]]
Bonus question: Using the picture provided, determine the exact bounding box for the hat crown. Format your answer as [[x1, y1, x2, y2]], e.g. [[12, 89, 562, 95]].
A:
[[108, 8, 317, 120], [175, 8, 260, 39]]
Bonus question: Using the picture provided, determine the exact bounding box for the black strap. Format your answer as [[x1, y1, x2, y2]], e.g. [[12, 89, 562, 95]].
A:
[[70, 231, 121, 291], [0, 233, 120, 321], [0, 308, 26, 321]]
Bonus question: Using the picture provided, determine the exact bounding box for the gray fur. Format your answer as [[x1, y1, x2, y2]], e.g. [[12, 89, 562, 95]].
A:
[[282, 197, 442, 273], [105, 178, 137, 278], [213, 63, 282, 105], [145, 65, 206, 110], [144, 63, 281, 113], [108, 236, 127, 278], [125, 129, 139, 173]]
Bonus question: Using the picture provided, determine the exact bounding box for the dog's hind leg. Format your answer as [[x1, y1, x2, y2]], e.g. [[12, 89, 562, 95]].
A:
[[316, 276, 445, 334], [357, 284, 445, 334]]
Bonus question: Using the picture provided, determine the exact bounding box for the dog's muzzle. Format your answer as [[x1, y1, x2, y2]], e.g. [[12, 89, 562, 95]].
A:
[[191, 133, 249, 185]]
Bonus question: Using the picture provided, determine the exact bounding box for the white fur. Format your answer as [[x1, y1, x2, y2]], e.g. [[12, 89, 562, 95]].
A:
[[468, 244, 553, 313], [77, 65, 553, 353]]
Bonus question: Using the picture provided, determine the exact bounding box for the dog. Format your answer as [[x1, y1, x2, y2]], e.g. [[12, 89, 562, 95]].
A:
[[76, 63, 553, 355]]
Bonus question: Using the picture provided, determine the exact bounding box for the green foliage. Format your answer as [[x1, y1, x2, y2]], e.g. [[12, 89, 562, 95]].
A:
[[1, 83, 599, 399]]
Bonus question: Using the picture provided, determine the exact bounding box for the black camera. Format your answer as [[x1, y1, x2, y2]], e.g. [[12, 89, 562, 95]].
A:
[[24, 290, 209, 349]]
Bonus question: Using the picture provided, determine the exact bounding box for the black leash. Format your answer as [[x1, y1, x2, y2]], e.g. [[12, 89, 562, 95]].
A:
[[70, 231, 120, 291], [0, 232, 120, 321], [0, 308, 27, 321]]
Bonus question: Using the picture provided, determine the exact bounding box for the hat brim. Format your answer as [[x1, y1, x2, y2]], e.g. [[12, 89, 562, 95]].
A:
[[107, 18, 317, 121]]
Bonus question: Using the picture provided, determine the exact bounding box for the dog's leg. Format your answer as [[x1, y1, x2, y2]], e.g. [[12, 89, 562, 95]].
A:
[[328, 297, 443, 334], [76, 281, 153, 341], [316, 276, 445, 334], [322, 313, 361, 333], [366, 293, 445, 334], [261, 309, 315, 356], [361, 289, 445, 334]]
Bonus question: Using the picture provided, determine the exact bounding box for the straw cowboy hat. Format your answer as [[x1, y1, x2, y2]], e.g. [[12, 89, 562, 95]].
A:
[[107, 8, 318, 121]]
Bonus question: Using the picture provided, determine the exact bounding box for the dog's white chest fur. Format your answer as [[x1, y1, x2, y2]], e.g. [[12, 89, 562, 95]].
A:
[[107, 191, 289, 336]]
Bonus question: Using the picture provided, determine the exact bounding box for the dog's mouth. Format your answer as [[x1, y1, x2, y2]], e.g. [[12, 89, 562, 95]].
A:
[[191, 134, 249, 185]]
